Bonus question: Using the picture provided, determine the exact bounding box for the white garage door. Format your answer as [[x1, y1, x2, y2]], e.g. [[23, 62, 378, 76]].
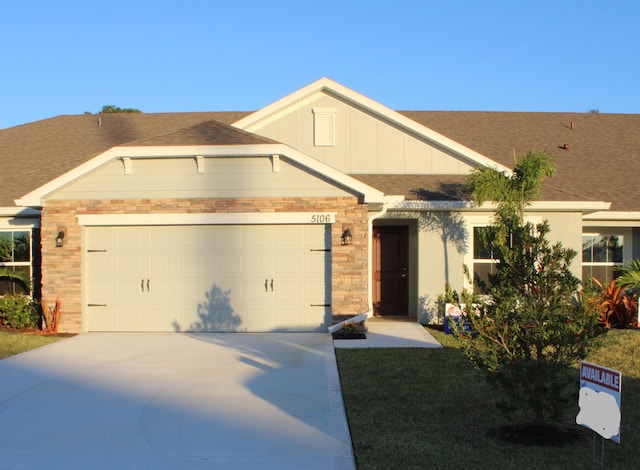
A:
[[85, 225, 330, 332]]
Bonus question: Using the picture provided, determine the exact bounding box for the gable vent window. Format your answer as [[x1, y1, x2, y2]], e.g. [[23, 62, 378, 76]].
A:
[[313, 108, 336, 147]]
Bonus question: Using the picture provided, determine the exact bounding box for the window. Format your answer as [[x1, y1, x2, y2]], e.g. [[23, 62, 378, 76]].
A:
[[582, 233, 624, 283], [0, 230, 31, 295], [472, 227, 498, 292]]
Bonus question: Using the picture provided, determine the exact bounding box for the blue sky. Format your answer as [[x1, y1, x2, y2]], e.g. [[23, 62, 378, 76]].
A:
[[1, 0, 638, 129]]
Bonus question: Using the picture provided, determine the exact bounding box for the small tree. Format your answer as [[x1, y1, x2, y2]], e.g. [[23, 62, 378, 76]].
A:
[[452, 150, 601, 428]]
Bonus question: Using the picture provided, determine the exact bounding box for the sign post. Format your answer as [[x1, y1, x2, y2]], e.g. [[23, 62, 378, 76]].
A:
[[576, 361, 622, 468]]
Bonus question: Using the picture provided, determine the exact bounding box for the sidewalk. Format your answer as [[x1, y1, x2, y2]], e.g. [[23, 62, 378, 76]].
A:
[[333, 317, 442, 349]]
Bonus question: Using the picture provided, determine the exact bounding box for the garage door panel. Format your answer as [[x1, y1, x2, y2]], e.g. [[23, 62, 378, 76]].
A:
[[241, 226, 274, 247], [149, 305, 178, 331], [149, 253, 180, 274], [116, 227, 148, 249], [117, 305, 149, 331], [189, 283, 246, 332], [274, 252, 302, 274], [87, 224, 330, 332], [179, 253, 211, 275], [148, 278, 180, 303], [148, 226, 180, 248]]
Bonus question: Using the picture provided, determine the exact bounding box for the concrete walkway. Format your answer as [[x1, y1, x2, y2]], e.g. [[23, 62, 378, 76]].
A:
[[333, 317, 442, 349], [0, 333, 354, 469]]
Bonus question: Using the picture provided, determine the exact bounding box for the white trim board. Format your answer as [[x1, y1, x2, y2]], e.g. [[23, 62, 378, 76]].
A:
[[386, 200, 611, 213], [77, 212, 338, 226]]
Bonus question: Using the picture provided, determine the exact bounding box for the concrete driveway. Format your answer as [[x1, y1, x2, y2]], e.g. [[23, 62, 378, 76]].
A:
[[0, 333, 355, 469]]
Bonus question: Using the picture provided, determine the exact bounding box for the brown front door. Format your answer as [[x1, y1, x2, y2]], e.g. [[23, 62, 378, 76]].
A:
[[373, 225, 409, 316]]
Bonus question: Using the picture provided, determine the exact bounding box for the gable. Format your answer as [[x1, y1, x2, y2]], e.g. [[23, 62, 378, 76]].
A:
[[18, 143, 384, 207], [234, 78, 508, 176], [239, 92, 475, 175], [46, 155, 356, 201]]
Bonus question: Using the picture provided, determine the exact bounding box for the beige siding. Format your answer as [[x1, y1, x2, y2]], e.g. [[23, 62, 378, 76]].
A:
[[47, 157, 353, 201], [249, 92, 474, 175]]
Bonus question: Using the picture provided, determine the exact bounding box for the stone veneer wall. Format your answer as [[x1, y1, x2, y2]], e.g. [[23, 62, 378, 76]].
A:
[[40, 197, 369, 333]]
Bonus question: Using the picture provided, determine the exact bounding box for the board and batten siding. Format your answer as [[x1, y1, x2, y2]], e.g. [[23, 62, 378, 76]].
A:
[[48, 156, 354, 200], [249, 93, 474, 175]]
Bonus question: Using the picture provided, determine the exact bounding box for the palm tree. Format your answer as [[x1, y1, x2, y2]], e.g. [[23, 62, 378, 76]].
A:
[[616, 259, 640, 290], [466, 150, 555, 225]]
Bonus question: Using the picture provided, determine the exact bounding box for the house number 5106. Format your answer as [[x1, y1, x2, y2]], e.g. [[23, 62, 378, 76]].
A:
[[310, 214, 333, 223]]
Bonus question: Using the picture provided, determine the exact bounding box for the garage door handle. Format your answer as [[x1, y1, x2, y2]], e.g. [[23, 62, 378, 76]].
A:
[[270, 279, 274, 292], [141, 279, 145, 292], [265, 278, 269, 292], [147, 279, 150, 292]]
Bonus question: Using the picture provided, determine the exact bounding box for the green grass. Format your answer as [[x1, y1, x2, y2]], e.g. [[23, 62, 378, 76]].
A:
[[0, 331, 65, 359], [337, 328, 640, 470]]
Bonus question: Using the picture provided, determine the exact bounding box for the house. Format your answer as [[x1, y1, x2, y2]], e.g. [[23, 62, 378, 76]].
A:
[[1, 78, 639, 334]]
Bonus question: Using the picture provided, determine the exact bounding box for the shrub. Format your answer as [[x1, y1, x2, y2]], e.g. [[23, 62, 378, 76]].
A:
[[0, 295, 40, 329], [590, 278, 638, 328]]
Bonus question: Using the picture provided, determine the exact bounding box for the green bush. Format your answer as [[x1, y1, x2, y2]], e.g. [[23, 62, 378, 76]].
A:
[[0, 295, 40, 329]]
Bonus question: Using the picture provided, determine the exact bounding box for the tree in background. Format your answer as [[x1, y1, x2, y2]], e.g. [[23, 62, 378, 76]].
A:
[[98, 105, 142, 113], [453, 150, 601, 429]]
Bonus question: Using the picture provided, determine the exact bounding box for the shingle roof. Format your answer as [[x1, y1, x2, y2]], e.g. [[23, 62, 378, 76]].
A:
[[2, 108, 639, 212], [0, 112, 251, 206], [350, 175, 470, 201], [397, 111, 640, 210], [123, 119, 275, 147]]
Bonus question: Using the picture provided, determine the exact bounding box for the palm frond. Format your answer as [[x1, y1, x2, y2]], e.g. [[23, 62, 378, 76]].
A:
[[616, 259, 640, 289]]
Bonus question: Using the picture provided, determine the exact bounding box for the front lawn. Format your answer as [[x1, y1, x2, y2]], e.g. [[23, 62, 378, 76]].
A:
[[0, 331, 66, 359], [336, 328, 639, 470]]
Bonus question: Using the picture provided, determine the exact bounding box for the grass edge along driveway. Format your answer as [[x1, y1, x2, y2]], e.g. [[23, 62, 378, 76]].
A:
[[0, 331, 66, 359]]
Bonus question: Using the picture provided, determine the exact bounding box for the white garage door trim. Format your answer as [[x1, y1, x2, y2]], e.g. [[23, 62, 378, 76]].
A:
[[77, 212, 337, 226]]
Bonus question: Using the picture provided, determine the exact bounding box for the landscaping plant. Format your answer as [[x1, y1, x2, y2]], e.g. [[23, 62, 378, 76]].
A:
[[0, 294, 40, 329], [589, 277, 638, 329], [452, 150, 602, 429]]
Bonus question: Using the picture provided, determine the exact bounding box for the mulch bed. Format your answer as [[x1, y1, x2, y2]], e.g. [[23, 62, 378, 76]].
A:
[[0, 322, 75, 337], [331, 331, 367, 340]]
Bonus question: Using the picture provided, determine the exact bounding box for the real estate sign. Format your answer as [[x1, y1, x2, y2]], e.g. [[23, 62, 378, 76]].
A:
[[576, 361, 622, 443]]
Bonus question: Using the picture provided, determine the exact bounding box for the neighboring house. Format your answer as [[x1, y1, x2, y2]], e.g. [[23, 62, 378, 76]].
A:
[[1, 78, 639, 333]]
